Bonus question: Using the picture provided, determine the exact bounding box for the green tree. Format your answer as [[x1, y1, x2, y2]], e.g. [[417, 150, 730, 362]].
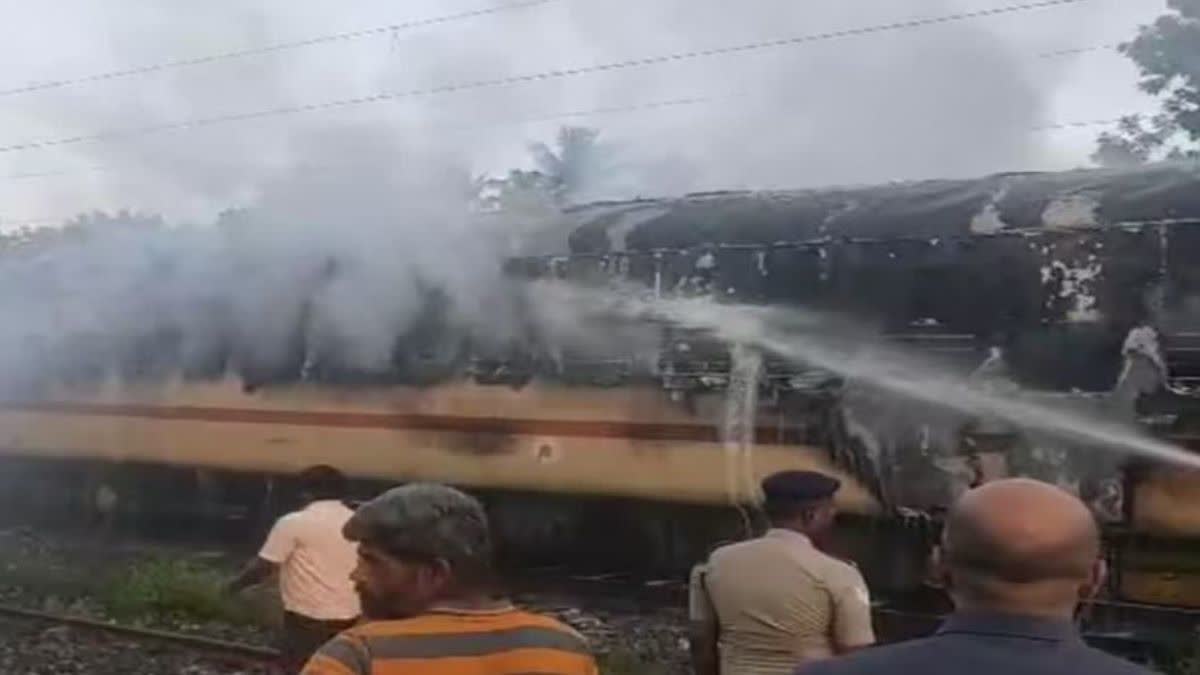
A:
[[474, 169, 558, 215], [66, 209, 164, 231], [528, 126, 602, 204], [475, 125, 618, 215], [1093, 0, 1200, 166]]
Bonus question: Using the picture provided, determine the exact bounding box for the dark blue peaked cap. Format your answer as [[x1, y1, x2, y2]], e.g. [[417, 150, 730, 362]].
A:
[[761, 470, 841, 503]]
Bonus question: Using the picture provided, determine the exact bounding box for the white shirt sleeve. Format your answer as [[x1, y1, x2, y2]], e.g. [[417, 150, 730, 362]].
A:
[[688, 563, 716, 626], [258, 514, 299, 564]]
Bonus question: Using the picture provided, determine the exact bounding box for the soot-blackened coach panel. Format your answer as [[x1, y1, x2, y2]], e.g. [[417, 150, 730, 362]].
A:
[[551, 162, 1200, 522], [562, 163, 1200, 387], [567, 162, 1200, 252]]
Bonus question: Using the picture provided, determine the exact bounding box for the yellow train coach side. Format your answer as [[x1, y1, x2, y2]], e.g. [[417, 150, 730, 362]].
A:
[[0, 376, 880, 514]]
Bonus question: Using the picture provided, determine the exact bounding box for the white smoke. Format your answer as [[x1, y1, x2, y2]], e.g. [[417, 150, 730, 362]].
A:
[[0, 0, 1167, 390], [0, 0, 1165, 222], [0, 124, 535, 392]]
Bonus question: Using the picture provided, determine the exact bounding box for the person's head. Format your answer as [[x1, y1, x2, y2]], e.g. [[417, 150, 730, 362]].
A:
[[342, 483, 493, 620], [296, 465, 348, 502], [935, 478, 1105, 619], [761, 470, 841, 538]]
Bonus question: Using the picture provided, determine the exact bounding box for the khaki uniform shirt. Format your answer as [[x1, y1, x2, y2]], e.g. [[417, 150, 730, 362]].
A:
[[689, 529, 874, 675]]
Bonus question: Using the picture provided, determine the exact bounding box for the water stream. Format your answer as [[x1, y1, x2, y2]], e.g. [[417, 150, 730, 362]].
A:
[[539, 283, 1200, 471]]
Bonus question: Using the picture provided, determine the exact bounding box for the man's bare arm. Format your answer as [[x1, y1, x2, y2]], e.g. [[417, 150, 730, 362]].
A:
[[226, 557, 277, 595]]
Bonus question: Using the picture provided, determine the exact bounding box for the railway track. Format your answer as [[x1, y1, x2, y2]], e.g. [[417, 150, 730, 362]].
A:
[[509, 568, 1198, 653], [0, 603, 278, 672], [0, 525, 1190, 673]]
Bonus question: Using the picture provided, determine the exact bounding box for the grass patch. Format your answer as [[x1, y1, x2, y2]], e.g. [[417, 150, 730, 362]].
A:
[[1161, 646, 1200, 675], [99, 557, 259, 626], [598, 649, 672, 675]]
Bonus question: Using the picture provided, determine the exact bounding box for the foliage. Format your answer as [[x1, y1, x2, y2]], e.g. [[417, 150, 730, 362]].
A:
[[0, 209, 164, 257], [1161, 642, 1200, 675], [1093, 0, 1200, 166], [475, 168, 560, 216], [528, 126, 602, 204], [1094, 114, 1187, 168], [100, 557, 256, 626], [476, 125, 615, 213]]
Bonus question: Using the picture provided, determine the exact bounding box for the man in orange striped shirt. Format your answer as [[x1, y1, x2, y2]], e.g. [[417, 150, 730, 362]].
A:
[[301, 483, 597, 675]]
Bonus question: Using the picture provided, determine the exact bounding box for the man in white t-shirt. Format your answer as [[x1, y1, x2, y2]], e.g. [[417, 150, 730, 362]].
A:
[[228, 465, 361, 673]]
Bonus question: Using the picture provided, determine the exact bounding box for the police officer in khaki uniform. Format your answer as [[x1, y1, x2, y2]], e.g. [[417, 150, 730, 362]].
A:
[[689, 471, 875, 675]]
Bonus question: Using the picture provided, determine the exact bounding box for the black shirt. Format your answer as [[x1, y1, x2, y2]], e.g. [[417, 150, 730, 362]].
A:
[[798, 611, 1152, 675]]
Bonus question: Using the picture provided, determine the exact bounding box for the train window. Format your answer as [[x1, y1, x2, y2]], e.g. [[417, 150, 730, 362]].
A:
[[1167, 224, 1200, 305], [761, 247, 825, 306]]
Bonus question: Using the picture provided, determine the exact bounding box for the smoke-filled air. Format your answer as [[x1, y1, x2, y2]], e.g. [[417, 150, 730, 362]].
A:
[[5, 3, 1200, 670], [0, 0, 1165, 220], [0, 1, 1182, 447]]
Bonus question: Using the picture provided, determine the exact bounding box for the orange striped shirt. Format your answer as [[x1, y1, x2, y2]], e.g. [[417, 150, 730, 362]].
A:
[[301, 605, 598, 675]]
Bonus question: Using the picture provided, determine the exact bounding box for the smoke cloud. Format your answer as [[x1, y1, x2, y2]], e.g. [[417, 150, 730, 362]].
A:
[[0, 126, 536, 393], [0, 0, 1165, 219], [0, 0, 1168, 390]]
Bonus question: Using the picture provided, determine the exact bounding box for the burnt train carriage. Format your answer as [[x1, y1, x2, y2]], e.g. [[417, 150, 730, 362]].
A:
[[2, 162, 1200, 614], [505, 161, 1200, 604]]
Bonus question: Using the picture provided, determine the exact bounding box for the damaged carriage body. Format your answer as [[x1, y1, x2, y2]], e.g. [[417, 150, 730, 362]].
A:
[[508, 161, 1200, 603], [2, 163, 1200, 608]]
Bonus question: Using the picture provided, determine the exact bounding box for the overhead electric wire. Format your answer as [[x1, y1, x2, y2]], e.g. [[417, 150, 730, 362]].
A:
[[468, 94, 718, 128], [1030, 115, 1149, 132], [1038, 43, 1120, 58], [0, 0, 1095, 156], [0, 106, 1145, 228], [0, 216, 63, 228], [0, 104, 1140, 190], [0, 0, 558, 99], [0, 94, 716, 184], [4, 165, 111, 180]]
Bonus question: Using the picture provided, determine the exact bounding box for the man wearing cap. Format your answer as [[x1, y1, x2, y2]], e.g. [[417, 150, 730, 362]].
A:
[[301, 483, 598, 675], [689, 470, 875, 675]]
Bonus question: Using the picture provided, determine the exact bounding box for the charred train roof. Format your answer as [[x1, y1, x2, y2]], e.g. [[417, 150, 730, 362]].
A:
[[563, 161, 1200, 254]]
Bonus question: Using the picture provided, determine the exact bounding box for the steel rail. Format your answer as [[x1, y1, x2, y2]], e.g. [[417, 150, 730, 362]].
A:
[[0, 603, 279, 662]]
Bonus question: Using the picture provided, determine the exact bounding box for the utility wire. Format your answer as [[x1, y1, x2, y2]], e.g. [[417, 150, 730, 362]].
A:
[[1037, 43, 1120, 58], [0, 105, 1137, 187], [0, 95, 715, 183], [465, 94, 718, 129], [0, 107, 1140, 228], [0, 216, 62, 228], [0, 0, 557, 99], [4, 165, 111, 180], [1030, 116, 1136, 132], [0, 0, 1094, 155]]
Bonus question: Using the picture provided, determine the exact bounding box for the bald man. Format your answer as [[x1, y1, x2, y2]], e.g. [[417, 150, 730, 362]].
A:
[[797, 478, 1151, 675]]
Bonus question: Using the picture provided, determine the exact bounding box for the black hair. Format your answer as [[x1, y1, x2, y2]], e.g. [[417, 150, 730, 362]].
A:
[[342, 483, 497, 593], [297, 465, 348, 501], [764, 497, 828, 525]]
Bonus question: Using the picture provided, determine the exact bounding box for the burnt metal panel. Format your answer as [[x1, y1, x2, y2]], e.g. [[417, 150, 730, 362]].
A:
[[569, 163, 1200, 254], [760, 245, 828, 307], [714, 246, 770, 304]]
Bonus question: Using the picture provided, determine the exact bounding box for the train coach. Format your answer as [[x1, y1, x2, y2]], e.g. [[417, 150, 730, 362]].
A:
[[3, 161, 1200, 618]]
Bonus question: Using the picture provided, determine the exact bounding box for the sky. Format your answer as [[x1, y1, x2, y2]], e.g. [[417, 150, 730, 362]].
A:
[[0, 0, 1170, 227]]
